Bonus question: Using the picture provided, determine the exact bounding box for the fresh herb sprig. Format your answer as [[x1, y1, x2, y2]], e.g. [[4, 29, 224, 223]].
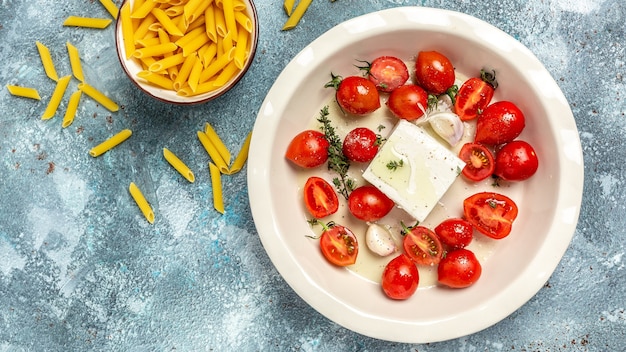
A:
[[317, 106, 354, 199]]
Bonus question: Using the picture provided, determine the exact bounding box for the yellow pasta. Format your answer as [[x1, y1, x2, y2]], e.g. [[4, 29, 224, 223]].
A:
[[197, 131, 229, 173], [200, 42, 218, 68], [227, 130, 251, 174], [42, 75, 71, 120], [78, 82, 119, 112], [63, 16, 112, 29], [282, 0, 312, 30], [204, 122, 231, 165], [99, 0, 120, 19], [62, 90, 82, 128], [209, 162, 225, 214], [222, 0, 238, 40], [178, 80, 219, 96], [131, 0, 157, 19], [233, 0, 246, 11], [137, 71, 175, 89], [181, 32, 210, 57], [183, 0, 205, 21], [173, 53, 198, 91], [89, 129, 132, 157], [188, 1, 211, 24], [187, 56, 204, 92], [151, 8, 184, 36], [204, 5, 218, 42], [214, 6, 227, 37], [132, 42, 178, 58], [134, 14, 157, 41], [66, 42, 85, 82], [6, 85, 41, 100], [136, 37, 161, 48], [36, 41, 59, 81], [233, 28, 248, 69], [283, 0, 295, 16], [174, 26, 205, 47], [129, 182, 155, 224], [198, 47, 234, 82], [163, 148, 195, 182], [120, 2, 135, 59], [234, 11, 252, 32], [212, 61, 238, 87], [149, 52, 185, 72]]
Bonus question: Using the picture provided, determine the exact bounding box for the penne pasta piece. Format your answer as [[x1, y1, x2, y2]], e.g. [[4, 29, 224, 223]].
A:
[[178, 80, 219, 96], [188, 1, 211, 24], [204, 5, 218, 42], [149, 52, 185, 72], [214, 6, 227, 37], [135, 37, 161, 48], [174, 26, 205, 47], [234, 11, 252, 32], [62, 90, 82, 128], [63, 16, 113, 29], [6, 85, 41, 100], [36, 41, 59, 81], [209, 162, 225, 214], [197, 131, 229, 173], [173, 53, 198, 91], [42, 75, 72, 120], [132, 42, 178, 58], [137, 71, 175, 89], [129, 182, 155, 224], [221, 30, 233, 53], [132, 0, 147, 12], [183, 0, 205, 21], [89, 129, 132, 157], [187, 56, 204, 92], [232, 0, 246, 11], [222, 0, 238, 41], [283, 0, 295, 16], [282, 0, 313, 30], [204, 122, 231, 165], [120, 2, 136, 59], [133, 13, 157, 41], [227, 130, 251, 174], [78, 82, 119, 112], [151, 7, 185, 36], [212, 61, 238, 87], [131, 0, 157, 19], [233, 28, 248, 69], [66, 42, 85, 82], [164, 4, 185, 17], [182, 32, 210, 57], [163, 148, 195, 182], [200, 42, 218, 68], [99, 0, 120, 19], [198, 47, 234, 82]]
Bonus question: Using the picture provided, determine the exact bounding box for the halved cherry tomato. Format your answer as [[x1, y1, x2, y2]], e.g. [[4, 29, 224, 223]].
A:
[[382, 253, 419, 300], [463, 192, 518, 239], [303, 177, 339, 219], [285, 130, 329, 168], [342, 127, 380, 163], [402, 225, 444, 266], [454, 73, 496, 121], [494, 140, 539, 181], [348, 185, 395, 222], [475, 101, 525, 145], [438, 248, 482, 288], [326, 75, 381, 115], [319, 223, 359, 267], [459, 142, 495, 181], [435, 218, 474, 249], [386, 84, 429, 121], [415, 51, 456, 95], [361, 56, 409, 92]]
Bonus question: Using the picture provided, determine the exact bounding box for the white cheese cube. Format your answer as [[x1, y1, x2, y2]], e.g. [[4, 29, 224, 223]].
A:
[[362, 119, 465, 222]]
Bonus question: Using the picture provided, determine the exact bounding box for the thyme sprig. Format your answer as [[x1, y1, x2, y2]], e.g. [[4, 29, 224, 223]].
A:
[[317, 106, 354, 199]]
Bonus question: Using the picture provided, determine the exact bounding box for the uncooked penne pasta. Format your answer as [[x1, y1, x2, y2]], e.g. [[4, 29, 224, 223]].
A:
[[204, 122, 231, 165], [133, 42, 178, 58], [209, 162, 225, 214], [214, 6, 227, 37], [173, 53, 198, 91], [187, 57, 204, 92], [62, 90, 82, 128], [283, 0, 295, 16], [120, 2, 135, 59], [36, 41, 58, 81], [182, 32, 210, 57], [42, 75, 71, 120], [131, 0, 157, 19], [78, 82, 119, 112], [227, 130, 251, 174], [137, 71, 175, 89], [212, 61, 238, 87], [99, 0, 120, 19], [149, 52, 185, 72], [198, 47, 234, 82], [6, 85, 41, 100], [129, 182, 155, 224], [66, 42, 85, 82], [204, 5, 218, 42], [197, 131, 229, 173], [89, 129, 132, 157], [234, 11, 252, 32], [233, 29, 248, 69], [163, 148, 195, 182], [282, 0, 312, 30], [151, 8, 184, 36], [134, 14, 157, 41], [63, 16, 113, 29], [222, 0, 238, 40]]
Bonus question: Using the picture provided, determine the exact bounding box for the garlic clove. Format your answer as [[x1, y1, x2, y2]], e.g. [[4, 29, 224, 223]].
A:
[[428, 111, 464, 147], [365, 223, 397, 257]]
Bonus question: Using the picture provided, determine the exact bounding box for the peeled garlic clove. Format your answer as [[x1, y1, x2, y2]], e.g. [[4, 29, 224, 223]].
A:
[[365, 223, 397, 257], [429, 111, 464, 147]]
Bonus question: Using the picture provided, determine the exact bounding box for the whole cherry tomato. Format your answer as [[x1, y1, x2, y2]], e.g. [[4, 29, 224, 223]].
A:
[[402, 224, 444, 266], [475, 101, 525, 145], [360, 56, 409, 92], [327, 75, 381, 115], [382, 253, 419, 300], [342, 127, 380, 163], [437, 248, 482, 288], [285, 130, 329, 168], [454, 71, 497, 121], [463, 192, 518, 239], [435, 218, 474, 249], [415, 51, 456, 95], [303, 176, 339, 219], [458, 142, 495, 181], [348, 185, 395, 222], [319, 222, 359, 267], [386, 84, 429, 121], [494, 140, 539, 181]]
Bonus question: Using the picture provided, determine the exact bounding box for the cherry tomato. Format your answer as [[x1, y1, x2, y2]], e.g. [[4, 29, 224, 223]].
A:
[[329, 75, 381, 115], [454, 75, 496, 121], [475, 101, 525, 145], [319, 223, 359, 267], [342, 127, 380, 163], [435, 218, 474, 249], [437, 248, 482, 288], [285, 130, 329, 168], [458, 142, 495, 181], [494, 140, 539, 181], [382, 254, 419, 300], [386, 84, 429, 121], [463, 192, 518, 239], [303, 177, 339, 219], [348, 185, 395, 222], [415, 51, 455, 95], [363, 56, 409, 92], [402, 225, 444, 266]]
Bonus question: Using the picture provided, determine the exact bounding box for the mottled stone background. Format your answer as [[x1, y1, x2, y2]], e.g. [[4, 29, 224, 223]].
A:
[[0, 0, 624, 351]]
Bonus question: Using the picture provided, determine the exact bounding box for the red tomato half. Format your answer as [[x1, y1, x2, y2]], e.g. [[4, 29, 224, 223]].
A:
[[319, 223, 359, 267], [438, 248, 482, 288], [494, 140, 539, 181], [463, 192, 519, 239], [285, 130, 329, 168], [382, 254, 419, 300], [402, 225, 444, 266], [435, 218, 474, 249], [475, 101, 526, 145], [458, 143, 495, 181], [415, 51, 456, 95], [342, 127, 380, 163], [366, 56, 409, 92], [386, 84, 429, 121], [303, 177, 339, 219], [334, 76, 381, 115], [454, 76, 495, 121], [348, 185, 395, 222]]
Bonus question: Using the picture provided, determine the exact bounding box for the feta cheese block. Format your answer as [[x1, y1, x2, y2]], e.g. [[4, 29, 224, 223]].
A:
[[362, 119, 465, 222]]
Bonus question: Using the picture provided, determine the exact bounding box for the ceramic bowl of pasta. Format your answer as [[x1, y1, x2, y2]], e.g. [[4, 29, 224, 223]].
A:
[[114, 0, 258, 105], [247, 7, 584, 343]]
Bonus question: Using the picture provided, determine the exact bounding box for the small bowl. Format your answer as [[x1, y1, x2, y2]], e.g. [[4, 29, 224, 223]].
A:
[[115, 0, 259, 105]]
